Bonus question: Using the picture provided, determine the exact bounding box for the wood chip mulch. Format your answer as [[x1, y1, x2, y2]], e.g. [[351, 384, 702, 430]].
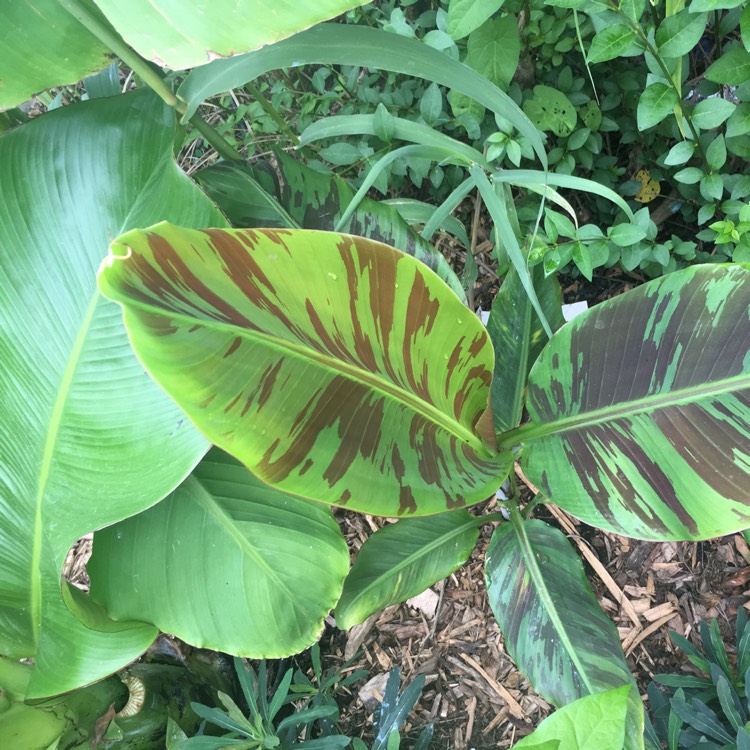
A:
[[322, 481, 750, 749]]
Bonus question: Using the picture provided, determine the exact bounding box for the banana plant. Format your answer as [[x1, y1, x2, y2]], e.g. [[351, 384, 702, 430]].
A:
[[2, 2, 749, 748], [95, 219, 750, 749]]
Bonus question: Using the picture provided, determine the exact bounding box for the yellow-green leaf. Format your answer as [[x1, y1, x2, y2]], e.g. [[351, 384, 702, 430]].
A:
[[98, 224, 510, 517]]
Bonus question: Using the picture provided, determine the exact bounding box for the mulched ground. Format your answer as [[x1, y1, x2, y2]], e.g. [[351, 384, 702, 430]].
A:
[[320, 492, 750, 749]]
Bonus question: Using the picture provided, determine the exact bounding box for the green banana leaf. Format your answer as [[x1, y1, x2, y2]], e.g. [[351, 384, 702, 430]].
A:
[[512, 686, 631, 750], [195, 152, 467, 301], [178, 23, 547, 167], [487, 266, 565, 433], [193, 160, 297, 229], [1, 0, 367, 109], [335, 511, 481, 630], [485, 520, 643, 750], [0, 0, 112, 109], [98, 224, 511, 517], [92, 0, 368, 70], [516, 264, 750, 541], [0, 90, 223, 697], [88, 449, 349, 656]]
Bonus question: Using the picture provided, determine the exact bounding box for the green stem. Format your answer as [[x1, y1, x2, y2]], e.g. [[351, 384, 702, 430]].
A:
[[244, 81, 300, 146], [522, 493, 545, 519], [481, 511, 511, 524], [187, 112, 244, 161], [57, 0, 245, 162]]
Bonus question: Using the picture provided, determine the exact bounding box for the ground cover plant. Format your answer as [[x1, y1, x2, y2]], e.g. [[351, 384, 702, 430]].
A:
[[1, 1, 750, 749]]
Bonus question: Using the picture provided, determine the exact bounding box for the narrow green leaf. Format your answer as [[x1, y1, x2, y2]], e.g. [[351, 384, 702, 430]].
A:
[[486, 521, 642, 748], [513, 687, 631, 750], [669, 697, 733, 743], [667, 704, 682, 750], [178, 24, 547, 167], [653, 674, 714, 689], [446, 0, 505, 40], [335, 511, 480, 629], [690, 0, 745, 10], [708, 620, 734, 678], [98, 224, 510, 518], [517, 264, 750, 541], [637, 83, 680, 130], [588, 25, 637, 63], [472, 167, 553, 338], [669, 632, 712, 673], [656, 11, 708, 58], [298, 113, 487, 167], [492, 169, 635, 219], [706, 46, 750, 85], [742, 4, 750, 50], [715, 671, 743, 730]]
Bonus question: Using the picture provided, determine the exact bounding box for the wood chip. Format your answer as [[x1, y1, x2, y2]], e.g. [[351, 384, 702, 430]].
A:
[[344, 614, 378, 661], [464, 695, 477, 745], [458, 652, 525, 720], [643, 601, 677, 622], [624, 613, 676, 657], [545, 504, 641, 627], [482, 707, 509, 735]]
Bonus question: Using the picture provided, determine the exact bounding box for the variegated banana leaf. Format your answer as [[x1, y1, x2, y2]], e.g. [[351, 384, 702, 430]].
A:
[[485, 520, 643, 750], [98, 224, 510, 516], [194, 151, 467, 301], [514, 264, 750, 541]]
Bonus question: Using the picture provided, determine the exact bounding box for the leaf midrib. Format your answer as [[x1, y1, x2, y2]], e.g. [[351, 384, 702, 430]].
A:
[[186, 475, 297, 602], [119, 296, 491, 453], [31, 292, 101, 643], [516, 372, 750, 444], [510, 514, 596, 695]]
